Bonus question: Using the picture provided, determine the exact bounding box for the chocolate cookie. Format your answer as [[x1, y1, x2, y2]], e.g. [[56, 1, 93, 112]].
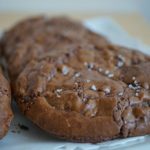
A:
[[0, 68, 13, 139], [13, 43, 150, 142], [1, 16, 109, 81], [1, 17, 150, 142]]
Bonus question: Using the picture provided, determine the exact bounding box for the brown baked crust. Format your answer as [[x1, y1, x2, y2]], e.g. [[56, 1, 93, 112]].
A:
[[14, 45, 150, 142], [0, 68, 13, 139], [1, 16, 109, 81], [1, 16, 150, 142]]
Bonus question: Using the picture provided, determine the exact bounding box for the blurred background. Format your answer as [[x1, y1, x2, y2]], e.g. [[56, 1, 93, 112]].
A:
[[0, 0, 150, 19], [0, 0, 150, 44]]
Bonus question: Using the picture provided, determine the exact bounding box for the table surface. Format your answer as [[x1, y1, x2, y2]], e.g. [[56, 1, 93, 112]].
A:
[[0, 12, 150, 45]]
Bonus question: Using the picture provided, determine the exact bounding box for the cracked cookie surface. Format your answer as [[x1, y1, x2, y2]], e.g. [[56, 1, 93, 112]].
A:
[[1, 16, 150, 142]]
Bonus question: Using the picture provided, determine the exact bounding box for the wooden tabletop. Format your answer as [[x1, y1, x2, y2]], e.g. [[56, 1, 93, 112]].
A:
[[0, 12, 150, 45]]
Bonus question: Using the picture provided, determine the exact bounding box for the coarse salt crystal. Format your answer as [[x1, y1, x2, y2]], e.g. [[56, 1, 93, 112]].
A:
[[118, 54, 125, 61], [128, 83, 141, 91], [144, 83, 149, 90], [117, 54, 125, 67], [89, 63, 94, 69], [56, 94, 61, 98], [128, 84, 135, 89], [86, 103, 96, 110], [91, 85, 97, 91], [82, 97, 87, 102], [56, 89, 62, 93], [134, 80, 138, 84], [87, 79, 91, 83], [105, 70, 110, 75], [62, 66, 69, 75], [132, 76, 136, 80], [117, 61, 124, 67], [108, 73, 114, 78], [74, 72, 80, 78], [128, 84, 133, 88], [135, 93, 139, 97], [55, 89, 62, 98], [136, 89, 140, 93], [86, 63, 94, 70], [98, 68, 103, 72], [118, 92, 123, 96], [84, 62, 88, 66], [104, 88, 111, 94]]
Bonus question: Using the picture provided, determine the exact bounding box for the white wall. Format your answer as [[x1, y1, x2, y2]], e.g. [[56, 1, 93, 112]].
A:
[[0, 0, 140, 13]]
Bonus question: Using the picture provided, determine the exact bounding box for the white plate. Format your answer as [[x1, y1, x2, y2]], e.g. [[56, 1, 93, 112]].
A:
[[1, 17, 150, 150]]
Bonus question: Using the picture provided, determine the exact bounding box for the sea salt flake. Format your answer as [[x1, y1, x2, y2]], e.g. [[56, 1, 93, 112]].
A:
[[47, 76, 51, 81], [86, 79, 91, 83], [128, 84, 135, 90], [136, 89, 140, 93], [74, 72, 80, 78], [135, 93, 139, 97], [98, 68, 103, 73], [144, 83, 149, 90], [88, 63, 94, 69], [137, 85, 141, 89], [134, 80, 138, 84], [62, 66, 69, 75], [128, 84, 133, 88], [132, 76, 136, 80], [105, 70, 110, 75], [56, 94, 61, 98], [117, 54, 125, 67], [55, 89, 63, 97], [82, 97, 87, 102], [86, 103, 96, 110], [84, 62, 88, 66], [117, 61, 124, 67], [74, 82, 78, 85], [118, 54, 125, 61], [56, 89, 62, 93], [108, 73, 114, 78], [104, 88, 111, 94], [118, 92, 123, 96], [91, 85, 97, 91], [128, 83, 141, 91]]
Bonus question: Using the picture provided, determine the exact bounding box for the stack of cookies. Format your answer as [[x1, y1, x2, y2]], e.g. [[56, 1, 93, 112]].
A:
[[0, 16, 150, 143]]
